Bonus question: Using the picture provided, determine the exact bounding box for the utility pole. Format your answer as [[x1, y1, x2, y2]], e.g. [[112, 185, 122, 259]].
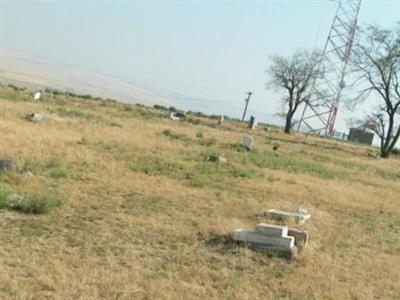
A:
[[241, 92, 253, 121]]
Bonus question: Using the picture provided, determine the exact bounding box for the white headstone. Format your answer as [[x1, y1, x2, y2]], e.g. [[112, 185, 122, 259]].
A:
[[33, 91, 42, 100]]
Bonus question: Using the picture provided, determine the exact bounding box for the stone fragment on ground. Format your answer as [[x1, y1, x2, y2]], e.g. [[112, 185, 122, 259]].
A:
[[25, 112, 43, 122], [260, 208, 311, 224]]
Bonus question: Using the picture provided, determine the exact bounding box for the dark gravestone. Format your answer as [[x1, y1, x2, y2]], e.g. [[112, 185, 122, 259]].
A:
[[248, 116, 257, 130], [348, 128, 374, 145], [174, 110, 186, 119], [0, 160, 14, 172]]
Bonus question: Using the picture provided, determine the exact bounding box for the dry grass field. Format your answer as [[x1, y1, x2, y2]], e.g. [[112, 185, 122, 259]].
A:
[[0, 86, 400, 299]]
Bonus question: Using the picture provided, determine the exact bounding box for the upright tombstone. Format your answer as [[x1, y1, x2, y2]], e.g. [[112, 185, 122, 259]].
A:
[[219, 115, 224, 125], [33, 90, 42, 101], [241, 135, 254, 150], [248, 116, 257, 130], [170, 110, 186, 121], [348, 128, 374, 145], [0, 159, 15, 172]]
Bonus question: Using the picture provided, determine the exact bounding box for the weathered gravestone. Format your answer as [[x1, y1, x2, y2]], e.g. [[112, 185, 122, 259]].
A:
[[241, 135, 254, 150], [0, 159, 15, 172], [248, 116, 257, 130]]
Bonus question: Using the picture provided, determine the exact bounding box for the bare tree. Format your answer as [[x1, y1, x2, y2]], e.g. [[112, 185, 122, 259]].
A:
[[351, 24, 400, 158], [267, 50, 322, 134]]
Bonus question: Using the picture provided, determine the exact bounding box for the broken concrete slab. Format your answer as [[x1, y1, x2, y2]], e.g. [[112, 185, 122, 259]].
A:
[[255, 223, 288, 237], [25, 112, 43, 123], [241, 135, 254, 150], [232, 229, 295, 250], [288, 228, 309, 249], [0, 160, 15, 172], [204, 155, 227, 164], [252, 243, 298, 260], [232, 228, 298, 260], [261, 208, 311, 223]]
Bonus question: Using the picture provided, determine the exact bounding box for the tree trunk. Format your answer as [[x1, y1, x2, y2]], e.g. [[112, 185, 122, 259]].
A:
[[284, 113, 292, 134], [380, 147, 390, 158]]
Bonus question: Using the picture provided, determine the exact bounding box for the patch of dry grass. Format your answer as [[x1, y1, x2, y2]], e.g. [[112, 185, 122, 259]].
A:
[[1, 87, 400, 299]]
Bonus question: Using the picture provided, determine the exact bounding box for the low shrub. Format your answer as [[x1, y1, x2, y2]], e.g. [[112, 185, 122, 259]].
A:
[[9, 191, 64, 214], [196, 132, 204, 138], [153, 104, 169, 111], [162, 129, 190, 142], [42, 159, 71, 179], [198, 138, 217, 147], [0, 186, 10, 209], [247, 151, 336, 179], [129, 155, 185, 177]]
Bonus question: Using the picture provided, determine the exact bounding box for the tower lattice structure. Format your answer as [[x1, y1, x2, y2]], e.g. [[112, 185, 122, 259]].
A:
[[297, 0, 362, 135]]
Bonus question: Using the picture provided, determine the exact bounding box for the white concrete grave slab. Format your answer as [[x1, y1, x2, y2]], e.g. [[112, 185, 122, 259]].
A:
[[255, 223, 288, 237], [232, 229, 295, 251], [262, 208, 311, 223]]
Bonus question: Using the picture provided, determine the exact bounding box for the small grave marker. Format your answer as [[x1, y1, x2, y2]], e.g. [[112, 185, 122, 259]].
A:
[[241, 135, 254, 150], [248, 116, 257, 130], [33, 91, 42, 101], [0, 159, 15, 172]]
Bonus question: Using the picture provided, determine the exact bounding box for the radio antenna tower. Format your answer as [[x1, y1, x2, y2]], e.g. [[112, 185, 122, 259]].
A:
[[297, 0, 362, 135]]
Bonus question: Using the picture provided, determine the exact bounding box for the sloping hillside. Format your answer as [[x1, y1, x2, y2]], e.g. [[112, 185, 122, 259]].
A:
[[0, 86, 399, 299]]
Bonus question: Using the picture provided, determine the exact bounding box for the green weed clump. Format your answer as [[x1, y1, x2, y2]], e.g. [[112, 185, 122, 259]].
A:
[[55, 105, 109, 124], [162, 129, 191, 142], [0, 186, 10, 209], [247, 151, 337, 179], [0, 90, 32, 102], [185, 161, 256, 188], [45, 160, 71, 179], [119, 105, 163, 120], [198, 138, 217, 147], [129, 155, 185, 177], [10, 191, 64, 214], [196, 132, 204, 139], [21, 159, 72, 179]]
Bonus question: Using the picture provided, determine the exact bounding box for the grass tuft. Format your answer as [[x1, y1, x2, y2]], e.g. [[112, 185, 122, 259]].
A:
[[9, 191, 64, 214], [162, 129, 190, 142], [247, 150, 337, 179], [0, 185, 10, 209]]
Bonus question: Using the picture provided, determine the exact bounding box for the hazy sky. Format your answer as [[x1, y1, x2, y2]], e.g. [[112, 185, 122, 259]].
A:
[[1, 0, 400, 131]]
